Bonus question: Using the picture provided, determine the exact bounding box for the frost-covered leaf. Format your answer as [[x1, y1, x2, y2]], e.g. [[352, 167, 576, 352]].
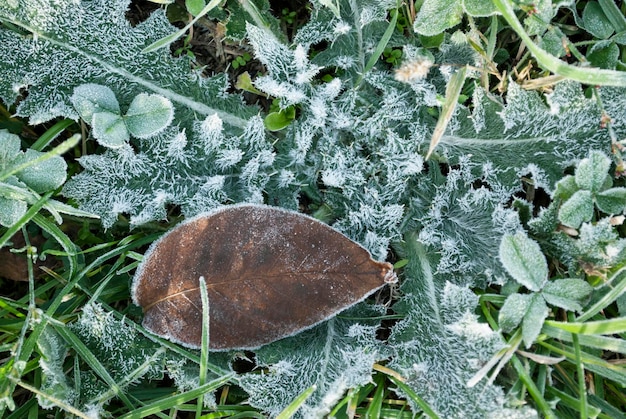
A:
[[550, 218, 626, 272], [582, 1, 614, 39], [0, 0, 255, 126], [542, 278, 593, 312], [0, 192, 27, 227], [595, 187, 626, 214], [587, 41, 620, 69], [439, 81, 612, 193], [185, 0, 205, 17], [388, 238, 512, 418], [0, 130, 21, 164], [498, 293, 531, 332], [125, 93, 174, 139], [522, 294, 549, 348], [575, 150, 611, 193], [413, 0, 464, 36], [36, 326, 76, 409], [12, 149, 67, 193], [238, 305, 386, 418], [71, 84, 121, 124], [412, 162, 520, 286], [499, 231, 548, 291], [464, 0, 498, 16], [558, 190, 594, 228], [553, 175, 578, 201], [91, 111, 129, 148]]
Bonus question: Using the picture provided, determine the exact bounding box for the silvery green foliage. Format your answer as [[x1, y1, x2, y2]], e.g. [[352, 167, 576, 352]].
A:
[[530, 150, 626, 273], [498, 231, 593, 347], [408, 161, 522, 287], [36, 326, 76, 409], [500, 231, 548, 291], [238, 305, 386, 418], [0, 130, 67, 226], [69, 303, 165, 401], [71, 84, 175, 148], [63, 113, 274, 228], [554, 150, 626, 228], [388, 235, 519, 418], [1, 0, 622, 416], [440, 81, 612, 193]]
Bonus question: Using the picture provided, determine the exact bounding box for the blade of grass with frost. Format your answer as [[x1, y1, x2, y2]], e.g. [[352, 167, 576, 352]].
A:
[[117, 374, 234, 419], [30, 119, 75, 151], [196, 276, 210, 418], [545, 318, 626, 335], [9, 380, 91, 419], [542, 324, 626, 354], [356, 6, 398, 86], [426, 65, 467, 160], [493, 0, 626, 86], [387, 376, 440, 419], [569, 313, 589, 418], [577, 266, 626, 322], [142, 0, 223, 53], [32, 214, 79, 278], [276, 385, 316, 419]]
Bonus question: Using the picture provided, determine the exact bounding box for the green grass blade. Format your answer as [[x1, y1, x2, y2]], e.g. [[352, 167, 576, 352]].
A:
[[510, 355, 558, 419], [196, 277, 210, 418], [544, 318, 626, 335], [361, 8, 398, 78], [426, 65, 467, 160], [569, 313, 589, 418], [542, 324, 626, 354], [31, 213, 79, 278], [117, 374, 234, 419], [0, 191, 53, 249], [577, 267, 626, 322], [388, 376, 440, 419], [29, 119, 76, 151], [276, 385, 316, 419]]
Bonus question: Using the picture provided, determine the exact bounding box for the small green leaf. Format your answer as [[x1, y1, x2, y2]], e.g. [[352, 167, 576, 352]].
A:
[[0, 194, 27, 227], [12, 149, 67, 193], [522, 294, 549, 348], [499, 293, 531, 332], [264, 109, 294, 131], [92, 111, 129, 148], [414, 0, 464, 36], [583, 1, 614, 39], [575, 150, 611, 192], [558, 190, 594, 229], [553, 175, 579, 201], [595, 187, 626, 214], [542, 278, 593, 312], [0, 130, 21, 164], [499, 231, 548, 291], [71, 84, 120, 123], [185, 0, 205, 16], [125, 94, 174, 139], [587, 41, 620, 69]]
